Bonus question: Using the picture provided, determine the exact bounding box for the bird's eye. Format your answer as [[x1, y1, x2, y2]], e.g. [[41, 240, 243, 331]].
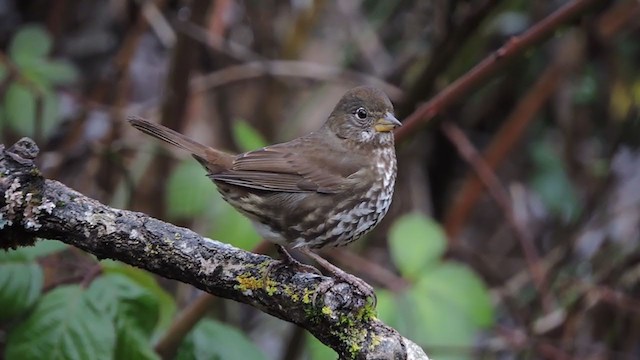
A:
[[355, 107, 368, 120]]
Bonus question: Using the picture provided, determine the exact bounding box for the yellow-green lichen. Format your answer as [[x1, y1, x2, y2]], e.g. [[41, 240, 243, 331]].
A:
[[265, 279, 278, 296], [349, 342, 362, 357], [322, 306, 333, 316], [355, 302, 377, 321], [368, 334, 382, 350], [302, 288, 315, 304], [338, 313, 355, 327], [235, 273, 262, 292], [282, 284, 300, 302], [347, 328, 367, 358]]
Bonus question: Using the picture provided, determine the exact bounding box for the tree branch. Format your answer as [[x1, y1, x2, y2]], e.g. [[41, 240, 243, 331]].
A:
[[394, 0, 602, 142], [0, 138, 428, 360]]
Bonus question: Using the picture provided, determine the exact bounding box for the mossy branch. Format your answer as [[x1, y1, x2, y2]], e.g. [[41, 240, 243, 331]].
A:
[[0, 138, 428, 360]]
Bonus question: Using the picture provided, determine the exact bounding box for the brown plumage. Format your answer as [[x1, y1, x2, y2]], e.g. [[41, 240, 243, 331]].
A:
[[128, 86, 401, 296]]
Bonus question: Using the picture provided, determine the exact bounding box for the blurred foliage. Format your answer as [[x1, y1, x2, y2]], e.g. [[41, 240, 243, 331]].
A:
[[1, 0, 640, 359], [530, 139, 580, 221], [166, 160, 219, 219], [232, 119, 269, 152], [6, 285, 116, 360], [381, 213, 494, 359], [1, 24, 77, 137], [176, 319, 266, 360], [0, 240, 67, 320]]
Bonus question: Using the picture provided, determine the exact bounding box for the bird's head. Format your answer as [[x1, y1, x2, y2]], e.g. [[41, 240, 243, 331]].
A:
[[326, 86, 401, 147]]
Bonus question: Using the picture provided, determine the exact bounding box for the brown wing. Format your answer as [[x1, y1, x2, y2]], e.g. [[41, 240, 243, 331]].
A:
[[210, 136, 363, 194]]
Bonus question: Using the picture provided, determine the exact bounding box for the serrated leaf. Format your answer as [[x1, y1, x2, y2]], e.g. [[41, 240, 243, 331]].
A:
[[9, 25, 52, 64], [166, 160, 218, 218], [115, 318, 160, 360], [232, 120, 267, 152], [87, 274, 160, 336], [101, 261, 176, 334], [0, 239, 67, 262], [0, 262, 43, 319], [85, 274, 164, 359], [176, 319, 267, 360], [388, 213, 447, 279], [5, 285, 116, 360]]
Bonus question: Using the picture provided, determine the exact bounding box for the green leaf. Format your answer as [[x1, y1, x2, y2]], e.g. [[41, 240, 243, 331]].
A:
[[31, 60, 78, 85], [87, 274, 160, 336], [410, 287, 477, 360], [210, 202, 261, 250], [0, 239, 67, 262], [115, 318, 160, 360], [232, 120, 268, 152], [176, 319, 267, 360], [378, 263, 494, 359], [0, 262, 43, 320], [0, 63, 7, 83], [101, 261, 176, 335], [530, 142, 580, 221], [9, 25, 52, 65], [3, 83, 61, 137], [0, 241, 64, 319], [5, 285, 116, 360], [415, 263, 494, 329], [388, 213, 447, 279], [388, 262, 494, 358], [166, 159, 219, 218], [374, 289, 399, 329], [86, 274, 164, 359], [4, 82, 36, 136]]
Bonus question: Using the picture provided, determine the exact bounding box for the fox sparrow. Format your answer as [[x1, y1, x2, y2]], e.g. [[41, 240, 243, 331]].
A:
[[128, 86, 401, 299]]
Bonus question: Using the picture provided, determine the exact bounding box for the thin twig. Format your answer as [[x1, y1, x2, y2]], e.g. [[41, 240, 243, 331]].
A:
[[154, 293, 218, 359], [394, 0, 602, 141], [444, 64, 564, 237], [440, 121, 551, 312], [190, 60, 404, 101], [327, 249, 409, 292]]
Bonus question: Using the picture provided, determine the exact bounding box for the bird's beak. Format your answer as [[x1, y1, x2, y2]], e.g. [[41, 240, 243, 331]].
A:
[[374, 112, 402, 132]]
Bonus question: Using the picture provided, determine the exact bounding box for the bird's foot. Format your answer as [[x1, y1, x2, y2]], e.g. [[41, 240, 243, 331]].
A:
[[299, 248, 376, 306]]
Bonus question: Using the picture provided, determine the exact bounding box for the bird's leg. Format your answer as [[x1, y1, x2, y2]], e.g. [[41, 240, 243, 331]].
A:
[[275, 245, 321, 275], [262, 245, 321, 289], [298, 247, 376, 305]]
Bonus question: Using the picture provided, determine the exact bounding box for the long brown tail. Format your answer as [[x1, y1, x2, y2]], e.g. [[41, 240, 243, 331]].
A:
[[127, 116, 234, 173]]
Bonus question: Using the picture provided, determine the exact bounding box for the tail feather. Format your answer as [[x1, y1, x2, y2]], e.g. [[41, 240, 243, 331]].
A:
[[127, 116, 233, 173]]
